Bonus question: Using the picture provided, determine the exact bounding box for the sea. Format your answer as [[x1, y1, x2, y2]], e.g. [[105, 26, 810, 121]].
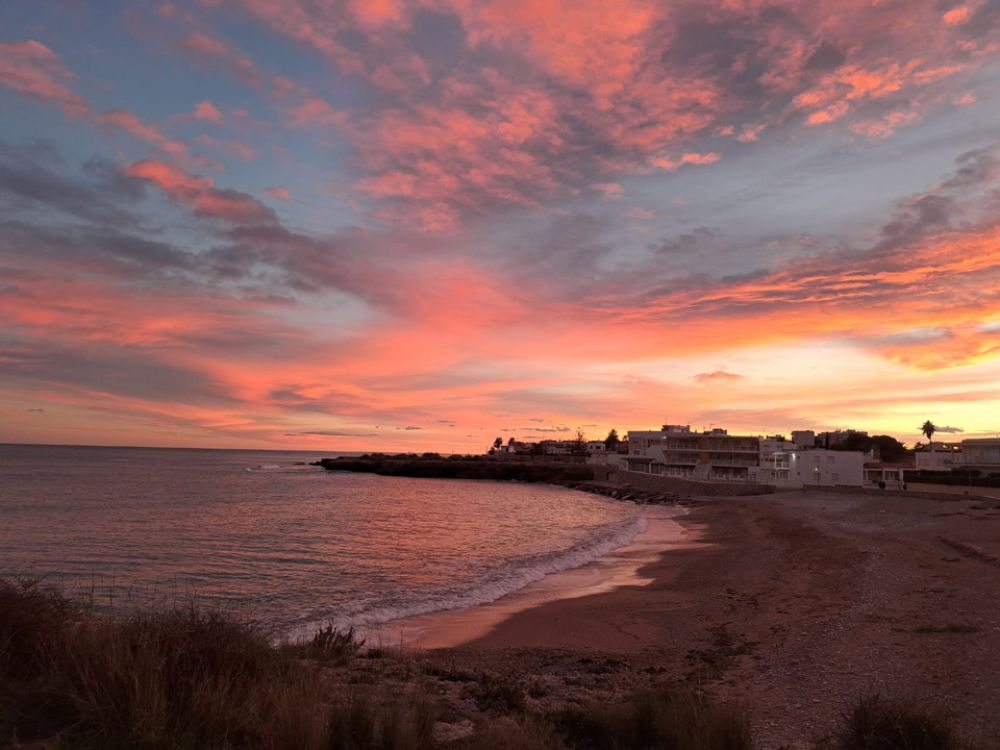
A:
[[0, 444, 649, 639]]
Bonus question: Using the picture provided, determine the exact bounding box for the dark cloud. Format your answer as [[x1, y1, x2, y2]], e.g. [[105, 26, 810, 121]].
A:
[[933, 425, 964, 434], [0, 339, 231, 405], [655, 227, 718, 256], [0, 140, 142, 226]]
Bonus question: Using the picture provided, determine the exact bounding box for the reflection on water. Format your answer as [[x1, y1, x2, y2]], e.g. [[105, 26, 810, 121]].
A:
[[0, 445, 640, 636]]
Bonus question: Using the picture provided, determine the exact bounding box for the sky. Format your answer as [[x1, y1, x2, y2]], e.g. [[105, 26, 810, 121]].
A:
[[2, 0, 1000, 451]]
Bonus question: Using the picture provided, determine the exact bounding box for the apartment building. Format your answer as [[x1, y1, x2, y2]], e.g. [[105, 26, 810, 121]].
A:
[[625, 425, 760, 481]]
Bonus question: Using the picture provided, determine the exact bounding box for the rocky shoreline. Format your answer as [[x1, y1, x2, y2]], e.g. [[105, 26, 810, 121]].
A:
[[316, 455, 698, 507]]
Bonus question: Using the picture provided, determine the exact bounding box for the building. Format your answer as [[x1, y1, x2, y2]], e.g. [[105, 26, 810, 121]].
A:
[[791, 430, 815, 449], [750, 448, 867, 487], [625, 425, 760, 482], [913, 443, 962, 471], [864, 462, 906, 489], [961, 438, 1000, 472], [816, 429, 868, 448]]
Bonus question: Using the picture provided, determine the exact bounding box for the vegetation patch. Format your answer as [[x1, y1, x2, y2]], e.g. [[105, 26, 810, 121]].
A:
[[833, 694, 955, 750], [551, 687, 752, 750]]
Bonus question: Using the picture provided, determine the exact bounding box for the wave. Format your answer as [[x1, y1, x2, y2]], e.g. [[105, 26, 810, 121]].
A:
[[288, 515, 646, 638]]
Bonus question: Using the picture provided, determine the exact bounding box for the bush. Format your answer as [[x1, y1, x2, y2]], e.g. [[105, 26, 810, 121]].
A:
[[553, 687, 751, 750], [835, 694, 954, 750]]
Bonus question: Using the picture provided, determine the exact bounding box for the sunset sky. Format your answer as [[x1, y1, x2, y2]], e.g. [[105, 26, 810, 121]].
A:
[[2, 0, 1000, 451]]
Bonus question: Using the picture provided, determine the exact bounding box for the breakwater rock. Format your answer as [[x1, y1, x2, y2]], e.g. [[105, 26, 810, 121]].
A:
[[316, 455, 594, 483]]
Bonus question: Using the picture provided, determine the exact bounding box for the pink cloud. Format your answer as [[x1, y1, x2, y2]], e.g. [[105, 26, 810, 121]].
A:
[[194, 99, 224, 123], [942, 6, 974, 26], [0, 39, 90, 118], [591, 182, 624, 197], [849, 110, 919, 139], [288, 97, 346, 127], [197, 0, 996, 230], [650, 152, 722, 171], [265, 187, 291, 201], [96, 109, 190, 158], [126, 159, 275, 224], [197, 134, 256, 160], [176, 31, 259, 87]]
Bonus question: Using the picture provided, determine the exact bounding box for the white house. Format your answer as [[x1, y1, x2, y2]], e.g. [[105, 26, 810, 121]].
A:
[[750, 448, 868, 487]]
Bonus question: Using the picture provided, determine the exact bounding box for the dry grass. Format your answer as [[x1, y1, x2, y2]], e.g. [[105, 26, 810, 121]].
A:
[[552, 687, 752, 750], [0, 578, 432, 750]]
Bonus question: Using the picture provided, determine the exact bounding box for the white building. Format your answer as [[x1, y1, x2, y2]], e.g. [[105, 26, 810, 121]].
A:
[[625, 425, 760, 482], [914, 444, 961, 471], [750, 448, 868, 487], [961, 438, 1000, 472]]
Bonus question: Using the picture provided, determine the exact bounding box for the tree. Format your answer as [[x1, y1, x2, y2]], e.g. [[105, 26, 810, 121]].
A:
[[570, 430, 588, 455], [604, 429, 620, 451], [490, 436, 502, 454], [921, 420, 936, 446]]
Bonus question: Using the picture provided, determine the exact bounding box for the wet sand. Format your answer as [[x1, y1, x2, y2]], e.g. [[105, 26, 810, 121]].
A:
[[370, 505, 693, 649], [425, 490, 1000, 748]]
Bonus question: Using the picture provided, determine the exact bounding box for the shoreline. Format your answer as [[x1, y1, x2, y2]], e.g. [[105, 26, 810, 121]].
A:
[[370, 503, 696, 649]]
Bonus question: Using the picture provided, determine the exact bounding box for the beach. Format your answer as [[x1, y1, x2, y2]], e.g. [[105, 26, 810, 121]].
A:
[[416, 489, 1000, 748]]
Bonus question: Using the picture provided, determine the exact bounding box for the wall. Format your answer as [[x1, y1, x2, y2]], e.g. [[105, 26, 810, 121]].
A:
[[613, 469, 776, 497]]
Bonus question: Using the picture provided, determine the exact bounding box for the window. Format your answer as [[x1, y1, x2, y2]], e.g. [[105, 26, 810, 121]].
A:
[[832, 473, 839, 482]]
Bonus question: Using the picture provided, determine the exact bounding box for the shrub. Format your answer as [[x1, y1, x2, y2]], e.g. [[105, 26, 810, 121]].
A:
[[303, 623, 366, 662], [835, 694, 954, 750], [553, 687, 751, 750]]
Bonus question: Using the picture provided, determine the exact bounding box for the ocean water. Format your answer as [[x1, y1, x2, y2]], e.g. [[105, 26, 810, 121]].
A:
[[0, 444, 643, 637]]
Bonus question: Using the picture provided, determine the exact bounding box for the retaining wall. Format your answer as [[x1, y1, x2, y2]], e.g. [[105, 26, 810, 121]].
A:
[[611, 469, 776, 497]]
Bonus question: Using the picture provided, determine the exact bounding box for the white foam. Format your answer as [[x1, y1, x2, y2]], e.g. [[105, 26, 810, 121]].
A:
[[287, 515, 646, 639]]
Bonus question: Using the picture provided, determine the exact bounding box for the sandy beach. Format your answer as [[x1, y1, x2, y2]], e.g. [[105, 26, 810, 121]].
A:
[[419, 490, 1000, 748]]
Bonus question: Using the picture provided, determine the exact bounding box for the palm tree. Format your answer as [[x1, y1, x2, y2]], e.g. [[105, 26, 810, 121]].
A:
[[921, 420, 936, 447]]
